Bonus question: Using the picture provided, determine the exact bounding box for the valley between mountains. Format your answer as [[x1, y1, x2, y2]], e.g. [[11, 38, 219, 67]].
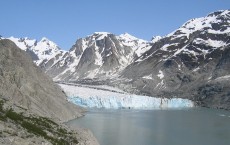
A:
[[1, 9, 229, 110], [0, 9, 230, 145]]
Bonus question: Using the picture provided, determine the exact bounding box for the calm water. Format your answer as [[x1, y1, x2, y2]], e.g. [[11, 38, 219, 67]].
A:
[[67, 108, 230, 145]]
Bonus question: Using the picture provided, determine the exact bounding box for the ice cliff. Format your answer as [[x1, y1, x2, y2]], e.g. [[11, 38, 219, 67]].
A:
[[59, 83, 194, 109]]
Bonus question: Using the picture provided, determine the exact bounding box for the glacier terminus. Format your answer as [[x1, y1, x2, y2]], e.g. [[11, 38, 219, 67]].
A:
[[59, 83, 194, 109]]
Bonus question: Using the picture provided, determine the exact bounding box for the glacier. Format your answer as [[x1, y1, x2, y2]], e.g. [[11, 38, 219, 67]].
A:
[[59, 83, 194, 109]]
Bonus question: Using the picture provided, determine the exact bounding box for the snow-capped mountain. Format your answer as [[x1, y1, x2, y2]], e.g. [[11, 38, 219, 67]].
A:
[[3, 32, 153, 81], [119, 10, 230, 109], [40, 32, 152, 81], [3, 9, 230, 109], [6, 36, 62, 65]]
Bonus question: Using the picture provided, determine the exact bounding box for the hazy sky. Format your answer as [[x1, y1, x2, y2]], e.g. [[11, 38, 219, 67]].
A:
[[1, 0, 229, 50]]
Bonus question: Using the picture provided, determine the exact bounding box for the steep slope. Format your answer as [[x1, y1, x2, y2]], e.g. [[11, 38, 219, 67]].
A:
[[119, 10, 230, 109], [0, 39, 84, 122], [39, 32, 152, 81]]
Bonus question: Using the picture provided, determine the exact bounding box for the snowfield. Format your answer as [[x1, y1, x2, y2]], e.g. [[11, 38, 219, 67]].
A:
[[59, 83, 194, 109]]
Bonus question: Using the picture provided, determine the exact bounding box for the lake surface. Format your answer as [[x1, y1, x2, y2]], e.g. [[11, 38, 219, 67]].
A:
[[67, 108, 230, 145]]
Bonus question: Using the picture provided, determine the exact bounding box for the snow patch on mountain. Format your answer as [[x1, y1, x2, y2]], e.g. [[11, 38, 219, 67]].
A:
[[215, 75, 230, 81], [208, 27, 230, 34], [194, 38, 227, 48], [135, 45, 152, 57], [119, 33, 140, 41], [94, 43, 103, 66], [94, 32, 111, 40], [143, 74, 153, 80], [151, 36, 162, 43], [157, 70, 164, 79]]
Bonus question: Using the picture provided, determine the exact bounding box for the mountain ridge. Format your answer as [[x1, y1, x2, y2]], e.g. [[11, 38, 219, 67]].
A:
[[33, 32, 152, 81], [118, 9, 230, 109], [2, 9, 230, 109]]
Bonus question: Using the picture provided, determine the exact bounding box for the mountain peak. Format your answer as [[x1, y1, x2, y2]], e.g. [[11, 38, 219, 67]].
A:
[[4, 35, 61, 65], [41, 37, 50, 42], [207, 9, 230, 17], [167, 9, 230, 38], [151, 36, 162, 43], [119, 33, 138, 40], [39, 37, 60, 50], [94, 32, 111, 35], [89, 32, 113, 40]]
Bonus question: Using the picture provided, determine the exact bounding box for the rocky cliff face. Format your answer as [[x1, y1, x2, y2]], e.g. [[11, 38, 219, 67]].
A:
[[0, 39, 84, 122]]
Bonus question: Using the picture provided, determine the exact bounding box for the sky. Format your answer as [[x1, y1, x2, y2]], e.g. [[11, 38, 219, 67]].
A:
[[0, 0, 229, 50]]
